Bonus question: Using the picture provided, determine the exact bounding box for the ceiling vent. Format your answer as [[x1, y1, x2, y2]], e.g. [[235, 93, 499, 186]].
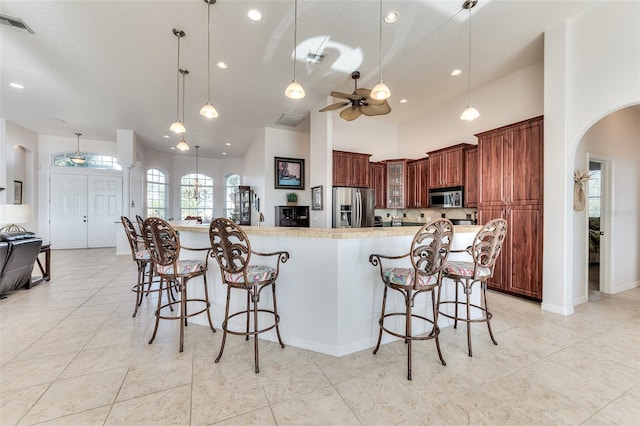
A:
[[305, 50, 326, 64], [0, 14, 35, 34], [276, 113, 306, 127]]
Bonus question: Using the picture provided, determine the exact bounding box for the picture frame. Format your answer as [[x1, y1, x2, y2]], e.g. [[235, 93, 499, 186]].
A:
[[311, 185, 323, 210], [274, 157, 305, 189], [13, 180, 23, 204]]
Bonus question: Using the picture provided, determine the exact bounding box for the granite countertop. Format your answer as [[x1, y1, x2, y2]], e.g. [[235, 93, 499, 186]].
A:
[[172, 221, 481, 240]]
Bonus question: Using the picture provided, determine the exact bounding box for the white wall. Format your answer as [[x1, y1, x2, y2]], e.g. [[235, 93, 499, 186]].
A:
[[543, 0, 640, 314], [243, 130, 266, 226], [573, 106, 640, 302]]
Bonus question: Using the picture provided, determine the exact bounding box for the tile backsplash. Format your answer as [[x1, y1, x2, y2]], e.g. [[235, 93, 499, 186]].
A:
[[375, 207, 477, 224]]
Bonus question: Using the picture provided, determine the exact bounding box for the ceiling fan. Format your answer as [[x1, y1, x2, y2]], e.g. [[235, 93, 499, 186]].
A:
[[319, 71, 391, 121]]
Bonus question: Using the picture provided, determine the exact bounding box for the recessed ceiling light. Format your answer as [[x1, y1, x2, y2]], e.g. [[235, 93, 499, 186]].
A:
[[225, 142, 231, 146], [384, 11, 399, 24], [216, 62, 228, 69], [163, 135, 170, 139], [170, 146, 176, 150], [450, 69, 462, 76], [399, 99, 408, 104], [10, 82, 24, 89], [248, 10, 262, 21], [221, 152, 227, 155]]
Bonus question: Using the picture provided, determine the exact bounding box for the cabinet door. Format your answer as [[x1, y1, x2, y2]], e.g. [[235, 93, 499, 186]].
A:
[[478, 131, 507, 206], [464, 147, 478, 207], [443, 147, 464, 187], [506, 119, 543, 205], [351, 154, 370, 187], [478, 208, 507, 291], [333, 152, 353, 186], [369, 162, 386, 208], [418, 159, 430, 208], [428, 152, 443, 189], [407, 161, 418, 208], [506, 205, 543, 299], [386, 161, 406, 208]]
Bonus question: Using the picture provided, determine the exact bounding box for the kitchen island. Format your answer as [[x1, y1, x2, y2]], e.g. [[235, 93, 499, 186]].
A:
[[174, 222, 481, 356]]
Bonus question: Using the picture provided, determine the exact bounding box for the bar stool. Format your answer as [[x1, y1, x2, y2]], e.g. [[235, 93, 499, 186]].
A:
[[369, 219, 453, 380], [438, 218, 508, 357], [208, 217, 289, 373], [141, 217, 215, 352]]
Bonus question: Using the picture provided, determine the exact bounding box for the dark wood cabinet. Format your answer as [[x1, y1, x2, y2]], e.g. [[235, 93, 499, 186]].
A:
[[477, 116, 544, 301], [464, 146, 478, 208], [333, 150, 371, 188], [369, 162, 386, 208], [427, 144, 470, 189], [274, 206, 310, 227], [406, 157, 429, 208]]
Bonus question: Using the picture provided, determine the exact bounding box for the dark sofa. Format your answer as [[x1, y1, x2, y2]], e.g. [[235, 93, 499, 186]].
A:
[[0, 232, 43, 295]]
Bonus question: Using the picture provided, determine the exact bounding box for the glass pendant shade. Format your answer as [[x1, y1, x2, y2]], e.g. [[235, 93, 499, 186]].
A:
[[285, 80, 305, 99], [371, 81, 391, 100], [70, 132, 86, 164], [200, 102, 219, 118], [170, 119, 186, 133], [460, 105, 480, 121], [176, 139, 190, 151]]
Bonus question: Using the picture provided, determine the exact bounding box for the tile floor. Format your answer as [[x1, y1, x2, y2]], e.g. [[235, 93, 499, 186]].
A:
[[1, 248, 639, 425]]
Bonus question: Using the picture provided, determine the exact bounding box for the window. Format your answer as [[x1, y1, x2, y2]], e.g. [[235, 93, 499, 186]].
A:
[[181, 173, 213, 220], [588, 166, 602, 218], [52, 152, 122, 170], [224, 174, 241, 219], [146, 169, 168, 219]]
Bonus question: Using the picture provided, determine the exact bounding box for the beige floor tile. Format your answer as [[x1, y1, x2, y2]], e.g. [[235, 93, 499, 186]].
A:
[[19, 368, 127, 424], [34, 405, 111, 426], [0, 352, 75, 392], [106, 385, 191, 425], [271, 386, 360, 425], [597, 382, 640, 425], [58, 343, 137, 379], [0, 383, 48, 426], [212, 406, 276, 426]]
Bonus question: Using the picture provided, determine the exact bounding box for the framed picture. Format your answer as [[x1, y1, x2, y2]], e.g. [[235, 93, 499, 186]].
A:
[[13, 180, 23, 204], [311, 185, 323, 210], [274, 157, 305, 189]]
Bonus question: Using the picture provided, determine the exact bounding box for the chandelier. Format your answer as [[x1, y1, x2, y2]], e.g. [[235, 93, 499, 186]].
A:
[[183, 145, 209, 201]]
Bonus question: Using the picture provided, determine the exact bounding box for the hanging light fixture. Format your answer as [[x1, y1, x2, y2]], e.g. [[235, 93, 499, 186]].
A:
[[460, 0, 480, 121], [284, 0, 305, 99], [370, 0, 391, 101], [184, 145, 209, 201], [176, 69, 190, 151], [70, 132, 86, 164], [200, 0, 219, 118], [170, 29, 187, 133]]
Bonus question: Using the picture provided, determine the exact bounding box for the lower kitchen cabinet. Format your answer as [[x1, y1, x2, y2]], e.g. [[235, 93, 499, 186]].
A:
[[275, 206, 310, 227], [479, 205, 543, 300]]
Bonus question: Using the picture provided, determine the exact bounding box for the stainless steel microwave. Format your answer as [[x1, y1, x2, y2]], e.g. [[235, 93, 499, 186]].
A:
[[428, 186, 464, 208]]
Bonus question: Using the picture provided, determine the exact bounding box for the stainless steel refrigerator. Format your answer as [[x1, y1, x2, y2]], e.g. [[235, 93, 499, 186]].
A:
[[332, 187, 375, 228]]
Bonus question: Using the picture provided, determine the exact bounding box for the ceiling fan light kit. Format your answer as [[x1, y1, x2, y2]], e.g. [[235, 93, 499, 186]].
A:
[[460, 0, 479, 121], [319, 71, 391, 121], [171, 29, 187, 133], [200, 0, 219, 119], [373, 0, 391, 101], [285, 0, 305, 99]]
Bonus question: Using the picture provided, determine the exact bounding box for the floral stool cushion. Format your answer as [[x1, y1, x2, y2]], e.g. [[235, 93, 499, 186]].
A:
[[156, 260, 206, 276], [135, 250, 150, 260], [224, 265, 277, 285], [383, 268, 438, 287], [443, 261, 491, 279]]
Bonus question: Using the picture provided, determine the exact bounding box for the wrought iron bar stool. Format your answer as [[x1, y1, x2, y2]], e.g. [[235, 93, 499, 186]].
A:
[[438, 218, 507, 357], [369, 219, 453, 380], [141, 217, 215, 352], [208, 217, 289, 373]]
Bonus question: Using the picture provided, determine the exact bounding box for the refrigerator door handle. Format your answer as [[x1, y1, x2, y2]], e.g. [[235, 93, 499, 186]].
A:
[[356, 190, 362, 228]]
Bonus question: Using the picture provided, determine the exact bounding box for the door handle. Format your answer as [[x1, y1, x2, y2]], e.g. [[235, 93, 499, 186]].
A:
[[599, 231, 604, 236]]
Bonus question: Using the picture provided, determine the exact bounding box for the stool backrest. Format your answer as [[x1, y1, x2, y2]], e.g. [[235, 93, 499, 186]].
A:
[[121, 216, 142, 260], [411, 219, 454, 279], [472, 218, 508, 270], [208, 217, 251, 276], [135, 214, 145, 235], [141, 217, 180, 268]]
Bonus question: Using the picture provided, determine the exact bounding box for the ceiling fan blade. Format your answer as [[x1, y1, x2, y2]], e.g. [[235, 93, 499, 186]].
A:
[[360, 102, 391, 116], [319, 102, 350, 112], [339, 107, 362, 121], [330, 91, 354, 100]]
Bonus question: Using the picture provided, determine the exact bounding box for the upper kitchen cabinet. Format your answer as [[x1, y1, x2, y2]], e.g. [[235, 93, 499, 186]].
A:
[[477, 116, 543, 206], [427, 144, 472, 189], [386, 159, 409, 209], [406, 157, 429, 209], [332, 150, 371, 188], [369, 162, 386, 209], [464, 146, 478, 208]]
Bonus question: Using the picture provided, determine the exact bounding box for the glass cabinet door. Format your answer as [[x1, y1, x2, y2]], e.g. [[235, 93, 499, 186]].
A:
[[234, 186, 252, 225], [387, 162, 405, 208]]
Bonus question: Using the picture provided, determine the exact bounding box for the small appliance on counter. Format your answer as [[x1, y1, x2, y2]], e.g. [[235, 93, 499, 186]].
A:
[[374, 216, 383, 227], [391, 216, 403, 226]]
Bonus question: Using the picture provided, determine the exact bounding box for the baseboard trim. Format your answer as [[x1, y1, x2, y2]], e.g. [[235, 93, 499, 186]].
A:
[[541, 302, 575, 316]]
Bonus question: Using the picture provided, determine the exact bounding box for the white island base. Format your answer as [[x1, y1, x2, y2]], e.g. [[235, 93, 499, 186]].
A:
[[175, 223, 482, 357]]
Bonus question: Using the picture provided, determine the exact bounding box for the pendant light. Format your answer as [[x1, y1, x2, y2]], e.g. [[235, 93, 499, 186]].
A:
[[284, 0, 305, 99], [184, 145, 209, 200], [200, 0, 219, 118], [176, 69, 190, 151], [370, 0, 391, 101], [460, 0, 480, 121], [70, 132, 86, 165], [170, 29, 187, 133]]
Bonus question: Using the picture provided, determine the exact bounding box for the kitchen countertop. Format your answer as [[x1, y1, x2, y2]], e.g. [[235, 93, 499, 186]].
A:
[[172, 221, 481, 239]]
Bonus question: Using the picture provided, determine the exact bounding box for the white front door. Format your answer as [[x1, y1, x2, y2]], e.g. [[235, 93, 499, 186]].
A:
[[50, 173, 88, 249], [87, 175, 122, 248], [49, 173, 122, 249]]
